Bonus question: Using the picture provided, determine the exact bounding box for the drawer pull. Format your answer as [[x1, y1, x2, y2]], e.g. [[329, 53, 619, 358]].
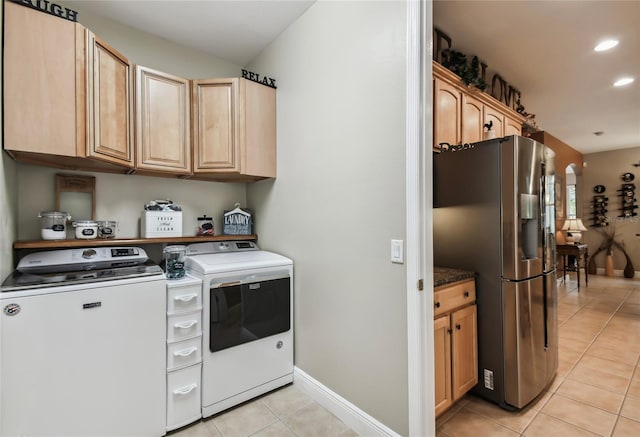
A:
[[435, 302, 441, 308], [464, 291, 470, 298], [174, 347, 198, 357], [174, 293, 198, 302], [174, 320, 198, 329], [173, 384, 197, 396]]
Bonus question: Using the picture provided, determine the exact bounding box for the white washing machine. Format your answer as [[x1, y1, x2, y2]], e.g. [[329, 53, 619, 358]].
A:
[[185, 241, 293, 417], [0, 247, 167, 436]]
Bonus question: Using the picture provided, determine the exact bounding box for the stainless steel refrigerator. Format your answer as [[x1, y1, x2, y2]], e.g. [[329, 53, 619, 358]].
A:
[[433, 135, 558, 410]]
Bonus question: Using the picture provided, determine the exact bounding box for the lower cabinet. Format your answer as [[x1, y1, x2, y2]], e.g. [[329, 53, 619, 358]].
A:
[[166, 276, 203, 431], [434, 279, 478, 417]]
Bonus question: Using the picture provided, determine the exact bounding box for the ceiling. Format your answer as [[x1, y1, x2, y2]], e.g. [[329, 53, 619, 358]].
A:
[[66, 0, 639, 155], [433, 0, 640, 155], [65, 0, 316, 66]]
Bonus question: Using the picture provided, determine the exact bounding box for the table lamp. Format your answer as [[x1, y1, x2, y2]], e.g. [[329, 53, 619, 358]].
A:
[[561, 218, 588, 244]]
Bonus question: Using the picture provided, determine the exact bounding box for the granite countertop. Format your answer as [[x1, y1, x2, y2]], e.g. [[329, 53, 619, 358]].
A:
[[434, 266, 476, 288]]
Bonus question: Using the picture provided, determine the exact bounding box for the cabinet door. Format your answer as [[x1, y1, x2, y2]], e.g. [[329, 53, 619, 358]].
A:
[[505, 117, 522, 137], [451, 304, 478, 401], [135, 66, 191, 174], [87, 32, 134, 168], [240, 79, 277, 178], [461, 95, 483, 144], [192, 78, 239, 173], [434, 78, 461, 149], [3, 2, 83, 157], [434, 315, 452, 417], [483, 106, 504, 138]]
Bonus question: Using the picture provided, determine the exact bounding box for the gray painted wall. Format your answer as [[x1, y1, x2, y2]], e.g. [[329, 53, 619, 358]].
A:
[[246, 1, 409, 434], [582, 146, 640, 276]]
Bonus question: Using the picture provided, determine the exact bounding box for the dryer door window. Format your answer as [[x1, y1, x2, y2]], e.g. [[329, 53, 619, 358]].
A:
[[209, 277, 290, 352]]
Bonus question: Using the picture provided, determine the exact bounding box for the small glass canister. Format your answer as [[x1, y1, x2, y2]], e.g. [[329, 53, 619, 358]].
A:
[[97, 220, 118, 239], [163, 245, 186, 279], [197, 215, 214, 236], [38, 211, 71, 240]]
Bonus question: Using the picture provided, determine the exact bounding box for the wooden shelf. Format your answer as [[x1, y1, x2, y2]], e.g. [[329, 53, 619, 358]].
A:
[[13, 234, 258, 250]]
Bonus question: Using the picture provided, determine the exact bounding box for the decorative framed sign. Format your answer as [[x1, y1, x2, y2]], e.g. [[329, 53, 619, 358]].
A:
[[222, 203, 253, 235]]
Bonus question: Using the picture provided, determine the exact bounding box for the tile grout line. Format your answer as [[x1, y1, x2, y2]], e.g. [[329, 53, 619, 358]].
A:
[[609, 338, 640, 434], [557, 285, 637, 436], [257, 397, 302, 437], [525, 283, 628, 436]]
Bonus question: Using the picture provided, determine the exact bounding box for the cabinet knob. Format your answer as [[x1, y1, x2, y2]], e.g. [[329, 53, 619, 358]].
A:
[[435, 302, 440, 308], [464, 291, 470, 298], [456, 323, 461, 330], [447, 328, 452, 334]]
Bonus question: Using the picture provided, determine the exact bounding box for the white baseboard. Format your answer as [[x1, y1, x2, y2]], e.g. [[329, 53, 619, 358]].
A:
[[293, 367, 401, 437]]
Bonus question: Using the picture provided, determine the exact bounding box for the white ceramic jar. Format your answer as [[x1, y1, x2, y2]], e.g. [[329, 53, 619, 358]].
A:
[[38, 211, 71, 240], [73, 220, 99, 239]]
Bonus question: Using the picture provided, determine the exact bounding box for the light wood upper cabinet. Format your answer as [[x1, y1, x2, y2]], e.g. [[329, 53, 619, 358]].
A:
[[135, 66, 191, 175], [86, 31, 134, 168], [483, 106, 505, 138], [3, 1, 84, 158], [461, 94, 483, 144], [192, 78, 276, 181], [433, 62, 525, 151], [505, 117, 523, 136], [434, 78, 462, 149], [192, 79, 237, 172], [3, 4, 276, 181]]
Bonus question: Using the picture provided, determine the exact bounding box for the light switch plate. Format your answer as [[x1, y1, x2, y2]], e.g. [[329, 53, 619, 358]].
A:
[[391, 239, 404, 264]]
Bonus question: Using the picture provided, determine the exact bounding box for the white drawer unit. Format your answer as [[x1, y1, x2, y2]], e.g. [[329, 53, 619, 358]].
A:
[[168, 284, 202, 314], [167, 310, 202, 342], [167, 363, 202, 431], [166, 275, 203, 432], [167, 336, 202, 371]]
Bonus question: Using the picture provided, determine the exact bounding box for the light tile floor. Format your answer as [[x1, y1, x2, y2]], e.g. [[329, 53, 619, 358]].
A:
[[437, 274, 640, 437], [172, 274, 640, 437], [170, 384, 359, 437]]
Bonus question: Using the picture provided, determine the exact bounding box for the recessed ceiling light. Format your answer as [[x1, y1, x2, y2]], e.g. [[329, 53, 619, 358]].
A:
[[614, 77, 635, 87], [594, 39, 619, 51]]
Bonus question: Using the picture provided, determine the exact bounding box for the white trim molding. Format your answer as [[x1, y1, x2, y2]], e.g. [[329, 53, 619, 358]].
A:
[[294, 367, 401, 437], [406, 0, 435, 436]]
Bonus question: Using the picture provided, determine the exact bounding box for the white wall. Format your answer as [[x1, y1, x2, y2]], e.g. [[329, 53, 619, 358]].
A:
[[14, 5, 248, 246], [247, 1, 409, 434], [17, 165, 246, 242], [582, 146, 640, 276]]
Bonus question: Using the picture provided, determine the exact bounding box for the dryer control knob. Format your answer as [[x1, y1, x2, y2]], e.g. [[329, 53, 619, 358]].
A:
[[82, 249, 97, 259]]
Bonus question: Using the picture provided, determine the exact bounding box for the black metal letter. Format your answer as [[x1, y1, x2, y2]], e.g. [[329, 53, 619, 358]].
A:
[[433, 28, 452, 63]]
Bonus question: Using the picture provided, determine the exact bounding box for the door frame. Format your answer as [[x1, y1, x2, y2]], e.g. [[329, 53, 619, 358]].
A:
[[406, 0, 434, 436]]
